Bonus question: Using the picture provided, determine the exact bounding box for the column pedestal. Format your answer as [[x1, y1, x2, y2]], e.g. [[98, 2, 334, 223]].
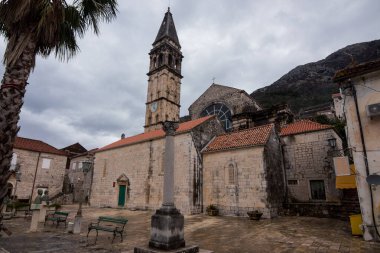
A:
[[38, 202, 47, 222], [149, 206, 185, 250], [73, 215, 82, 234], [29, 204, 41, 232]]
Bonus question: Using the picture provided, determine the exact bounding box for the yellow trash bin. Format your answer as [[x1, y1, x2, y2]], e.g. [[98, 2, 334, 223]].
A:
[[349, 214, 363, 236]]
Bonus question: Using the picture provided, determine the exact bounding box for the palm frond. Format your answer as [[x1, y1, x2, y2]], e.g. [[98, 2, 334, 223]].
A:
[[77, 0, 118, 35]]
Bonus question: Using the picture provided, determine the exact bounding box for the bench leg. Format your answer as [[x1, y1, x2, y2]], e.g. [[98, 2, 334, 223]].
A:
[[94, 230, 99, 245], [86, 229, 92, 245], [112, 231, 116, 244], [120, 232, 123, 242]]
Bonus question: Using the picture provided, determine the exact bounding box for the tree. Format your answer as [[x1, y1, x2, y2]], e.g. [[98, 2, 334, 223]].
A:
[[0, 0, 118, 215]]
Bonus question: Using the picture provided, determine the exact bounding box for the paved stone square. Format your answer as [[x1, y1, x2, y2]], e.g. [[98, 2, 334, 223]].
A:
[[1, 205, 380, 253]]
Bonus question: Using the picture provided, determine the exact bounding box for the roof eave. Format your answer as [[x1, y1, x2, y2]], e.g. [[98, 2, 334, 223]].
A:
[[203, 143, 266, 154]]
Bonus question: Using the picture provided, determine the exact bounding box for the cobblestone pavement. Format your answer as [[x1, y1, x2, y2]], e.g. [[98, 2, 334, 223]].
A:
[[1, 205, 380, 253]]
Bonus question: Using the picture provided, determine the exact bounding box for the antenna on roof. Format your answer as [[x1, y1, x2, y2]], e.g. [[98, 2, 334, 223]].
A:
[[168, 0, 171, 11], [212, 77, 216, 84]]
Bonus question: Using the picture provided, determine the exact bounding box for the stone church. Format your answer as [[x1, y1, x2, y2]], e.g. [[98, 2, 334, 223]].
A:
[[90, 9, 342, 218]]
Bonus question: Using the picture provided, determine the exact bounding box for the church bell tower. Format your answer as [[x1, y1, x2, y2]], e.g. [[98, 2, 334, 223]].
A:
[[144, 8, 183, 132]]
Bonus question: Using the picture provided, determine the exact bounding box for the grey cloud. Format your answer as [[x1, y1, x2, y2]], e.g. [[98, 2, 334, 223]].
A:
[[1, 0, 380, 149]]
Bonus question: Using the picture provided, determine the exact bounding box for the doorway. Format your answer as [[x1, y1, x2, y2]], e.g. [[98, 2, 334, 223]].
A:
[[118, 185, 126, 207]]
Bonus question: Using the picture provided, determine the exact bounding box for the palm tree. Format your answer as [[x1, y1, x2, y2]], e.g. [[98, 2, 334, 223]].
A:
[[0, 0, 118, 213]]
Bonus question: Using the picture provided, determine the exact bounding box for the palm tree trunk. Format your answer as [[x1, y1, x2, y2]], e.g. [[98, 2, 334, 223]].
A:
[[0, 38, 36, 218]]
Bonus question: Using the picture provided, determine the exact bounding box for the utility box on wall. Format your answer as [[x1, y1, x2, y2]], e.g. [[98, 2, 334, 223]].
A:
[[366, 103, 380, 118]]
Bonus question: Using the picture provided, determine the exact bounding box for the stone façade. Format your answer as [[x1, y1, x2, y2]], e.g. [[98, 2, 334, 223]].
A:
[[282, 129, 343, 203], [90, 117, 223, 214], [202, 126, 284, 218], [8, 148, 67, 201]]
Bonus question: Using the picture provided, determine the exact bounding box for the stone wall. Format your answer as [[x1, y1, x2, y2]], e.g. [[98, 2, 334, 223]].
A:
[[203, 146, 278, 218], [8, 149, 67, 201], [282, 129, 343, 203], [90, 132, 200, 214], [263, 129, 285, 217]]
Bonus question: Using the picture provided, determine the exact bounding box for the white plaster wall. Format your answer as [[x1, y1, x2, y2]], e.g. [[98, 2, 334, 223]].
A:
[[343, 70, 380, 241]]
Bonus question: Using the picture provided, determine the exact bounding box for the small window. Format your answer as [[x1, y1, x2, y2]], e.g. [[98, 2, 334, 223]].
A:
[[41, 158, 52, 169], [78, 162, 83, 169], [310, 180, 326, 200], [102, 159, 107, 177], [228, 164, 235, 184], [71, 162, 77, 170], [288, 180, 298, 185]]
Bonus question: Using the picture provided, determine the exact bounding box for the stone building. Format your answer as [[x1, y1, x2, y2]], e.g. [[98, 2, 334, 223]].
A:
[[281, 120, 343, 205], [7, 137, 67, 202], [66, 149, 97, 203], [188, 83, 261, 131], [334, 59, 380, 241], [89, 8, 344, 219], [90, 116, 224, 214], [202, 124, 284, 218]]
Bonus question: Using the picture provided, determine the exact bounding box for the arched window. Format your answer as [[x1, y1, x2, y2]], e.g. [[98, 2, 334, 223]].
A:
[[148, 116, 152, 125], [156, 114, 159, 123], [200, 103, 232, 131], [168, 55, 173, 67], [228, 164, 235, 184], [152, 57, 157, 68], [158, 54, 164, 66]]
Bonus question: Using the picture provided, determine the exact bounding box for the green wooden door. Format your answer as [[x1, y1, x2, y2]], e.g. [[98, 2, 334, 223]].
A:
[[118, 185, 126, 206]]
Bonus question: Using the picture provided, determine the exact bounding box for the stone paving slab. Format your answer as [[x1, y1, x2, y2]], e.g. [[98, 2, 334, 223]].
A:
[[1, 205, 380, 253]]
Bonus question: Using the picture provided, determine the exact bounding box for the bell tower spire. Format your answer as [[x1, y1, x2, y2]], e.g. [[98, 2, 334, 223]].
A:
[[144, 9, 183, 132]]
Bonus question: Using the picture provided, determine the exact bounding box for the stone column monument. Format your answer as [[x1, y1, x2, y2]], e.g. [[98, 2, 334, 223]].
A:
[[134, 121, 199, 253]]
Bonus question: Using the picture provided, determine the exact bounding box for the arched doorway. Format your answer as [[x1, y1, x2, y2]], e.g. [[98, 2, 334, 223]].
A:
[[117, 174, 130, 207]]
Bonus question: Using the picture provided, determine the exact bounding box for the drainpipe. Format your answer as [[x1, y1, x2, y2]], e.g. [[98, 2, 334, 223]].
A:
[[29, 152, 41, 205], [352, 83, 380, 238]]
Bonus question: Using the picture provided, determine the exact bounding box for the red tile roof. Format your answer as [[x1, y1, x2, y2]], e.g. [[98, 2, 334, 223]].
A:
[[14, 137, 66, 156], [280, 120, 332, 136], [98, 115, 215, 152], [203, 124, 274, 153]]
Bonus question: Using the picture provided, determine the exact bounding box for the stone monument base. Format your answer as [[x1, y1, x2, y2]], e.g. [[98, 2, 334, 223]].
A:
[[134, 245, 200, 253], [148, 205, 185, 250]]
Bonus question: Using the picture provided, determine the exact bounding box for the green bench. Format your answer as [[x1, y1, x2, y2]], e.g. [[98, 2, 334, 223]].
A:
[[44, 211, 69, 227], [87, 216, 128, 244]]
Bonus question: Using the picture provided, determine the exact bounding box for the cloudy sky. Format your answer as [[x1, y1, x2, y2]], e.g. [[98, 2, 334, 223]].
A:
[[1, 0, 379, 150]]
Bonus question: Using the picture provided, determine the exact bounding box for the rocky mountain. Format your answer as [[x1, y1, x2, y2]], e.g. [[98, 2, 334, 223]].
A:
[[251, 39, 380, 112]]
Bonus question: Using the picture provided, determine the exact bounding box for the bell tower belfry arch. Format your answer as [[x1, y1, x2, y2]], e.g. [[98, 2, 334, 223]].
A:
[[144, 8, 183, 132]]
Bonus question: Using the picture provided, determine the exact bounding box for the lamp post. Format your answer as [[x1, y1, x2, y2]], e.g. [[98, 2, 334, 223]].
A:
[[73, 160, 91, 234]]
